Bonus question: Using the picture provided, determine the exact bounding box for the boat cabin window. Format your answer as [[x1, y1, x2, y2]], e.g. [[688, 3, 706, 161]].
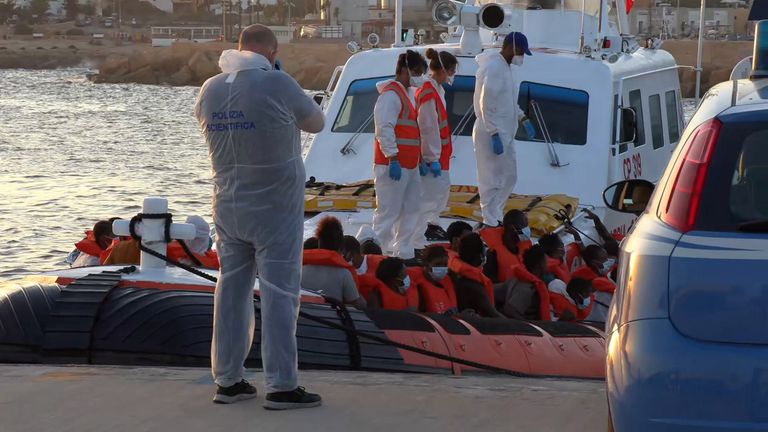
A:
[[649, 94, 665, 149], [515, 82, 589, 145], [612, 95, 629, 155], [331, 76, 476, 136], [628, 89, 646, 148], [665, 90, 681, 143]]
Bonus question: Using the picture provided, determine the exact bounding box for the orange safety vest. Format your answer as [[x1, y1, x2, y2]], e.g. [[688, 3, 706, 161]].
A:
[[547, 256, 572, 284], [549, 290, 593, 321], [409, 267, 457, 314], [479, 227, 523, 283], [364, 254, 386, 276], [303, 249, 359, 288], [373, 82, 421, 169], [415, 81, 452, 170], [167, 241, 220, 270], [448, 255, 495, 305], [368, 275, 419, 311], [510, 265, 552, 321], [572, 265, 617, 294]]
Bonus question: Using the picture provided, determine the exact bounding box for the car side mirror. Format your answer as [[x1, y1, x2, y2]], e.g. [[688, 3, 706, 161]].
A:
[[603, 179, 655, 215], [619, 107, 637, 144]]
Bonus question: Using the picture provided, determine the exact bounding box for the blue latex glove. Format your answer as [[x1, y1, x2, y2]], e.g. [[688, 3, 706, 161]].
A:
[[418, 162, 428, 177], [523, 119, 537, 140], [429, 161, 442, 177], [389, 160, 402, 181], [491, 133, 504, 155]]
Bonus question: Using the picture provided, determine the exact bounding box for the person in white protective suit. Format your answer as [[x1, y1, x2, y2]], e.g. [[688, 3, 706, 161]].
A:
[[411, 48, 459, 248], [372, 50, 427, 259], [473, 31, 537, 227], [194, 24, 325, 409]]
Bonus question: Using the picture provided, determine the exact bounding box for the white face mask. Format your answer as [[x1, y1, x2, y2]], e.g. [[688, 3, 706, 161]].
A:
[[430, 266, 449, 281], [410, 75, 426, 88], [520, 226, 532, 239], [398, 275, 412, 294], [601, 258, 616, 275], [511, 56, 524, 66], [445, 74, 455, 86]]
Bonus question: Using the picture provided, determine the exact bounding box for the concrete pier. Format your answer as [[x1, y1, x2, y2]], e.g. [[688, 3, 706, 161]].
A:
[[0, 365, 606, 432]]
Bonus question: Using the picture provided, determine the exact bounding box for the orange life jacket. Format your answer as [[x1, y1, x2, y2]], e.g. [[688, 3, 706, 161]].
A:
[[364, 254, 386, 276], [547, 256, 572, 284], [479, 227, 522, 283], [409, 267, 457, 314], [572, 265, 617, 294], [357, 273, 379, 302], [373, 82, 421, 169], [75, 231, 110, 263], [167, 241, 220, 270], [302, 249, 359, 287], [510, 265, 552, 321], [369, 275, 419, 311], [415, 81, 452, 170], [566, 242, 583, 273], [448, 255, 495, 305], [549, 290, 593, 321]]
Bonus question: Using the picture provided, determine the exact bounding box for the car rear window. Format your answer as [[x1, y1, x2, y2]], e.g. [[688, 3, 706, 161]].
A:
[[695, 110, 768, 231]]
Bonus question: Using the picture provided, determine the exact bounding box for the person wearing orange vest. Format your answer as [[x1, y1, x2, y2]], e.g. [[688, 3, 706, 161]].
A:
[[572, 244, 616, 322], [72, 220, 114, 268], [372, 50, 427, 259], [411, 245, 458, 315], [367, 257, 419, 311], [497, 245, 554, 321], [301, 217, 366, 309], [166, 215, 220, 270], [481, 210, 531, 283], [538, 233, 571, 284], [411, 48, 458, 248], [448, 232, 504, 318], [548, 277, 594, 321]]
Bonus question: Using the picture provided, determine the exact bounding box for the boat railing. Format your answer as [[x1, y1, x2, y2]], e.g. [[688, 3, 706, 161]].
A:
[[531, 100, 568, 168], [451, 103, 475, 140]]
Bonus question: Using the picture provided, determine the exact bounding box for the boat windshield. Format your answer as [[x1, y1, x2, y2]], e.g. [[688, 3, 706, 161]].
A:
[[331, 75, 477, 136], [515, 81, 589, 145]]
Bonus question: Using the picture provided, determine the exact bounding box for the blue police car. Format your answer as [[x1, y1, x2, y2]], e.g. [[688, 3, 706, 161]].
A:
[[604, 20, 768, 432]]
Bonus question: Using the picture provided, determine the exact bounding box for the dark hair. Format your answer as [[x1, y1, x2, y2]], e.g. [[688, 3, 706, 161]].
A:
[[342, 235, 361, 257], [447, 221, 473, 243], [458, 232, 485, 266], [361, 239, 383, 255], [503, 209, 527, 230], [422, 244, 448, 264], [376, 257, 405, 285], [316, 216, 344, 251], [538, 233, 564, 257], [93, 220, 113, 242], [303, 237, 319, 250], [239, 24, 277, 49], [396, 49, 427, 74], [566, 277, 593, 299], [425, 48, 458, 73], [522, 244, 547, 271], [604, 240, 620, 257], [581, 244, 606, 263]]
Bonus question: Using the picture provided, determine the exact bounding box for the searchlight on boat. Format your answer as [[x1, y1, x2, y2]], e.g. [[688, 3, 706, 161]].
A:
[[432, 0, 517, 55]]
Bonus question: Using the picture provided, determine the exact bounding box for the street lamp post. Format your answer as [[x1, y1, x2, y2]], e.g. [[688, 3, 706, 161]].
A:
[[695, 0, 705, 103]]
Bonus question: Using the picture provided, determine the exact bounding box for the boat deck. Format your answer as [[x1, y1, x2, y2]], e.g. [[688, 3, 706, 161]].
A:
[[0, 364, 606, 431]]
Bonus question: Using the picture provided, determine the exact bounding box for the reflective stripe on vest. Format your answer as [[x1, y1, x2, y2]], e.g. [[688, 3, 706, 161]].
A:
[[415, 81, 453, 170], [374, 82, 421, 169]]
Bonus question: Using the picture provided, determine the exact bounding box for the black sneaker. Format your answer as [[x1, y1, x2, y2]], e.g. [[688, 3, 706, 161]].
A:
[[264, 386, 322, 410], [425, 224, 449, 241], [213, 379, 258, 404]]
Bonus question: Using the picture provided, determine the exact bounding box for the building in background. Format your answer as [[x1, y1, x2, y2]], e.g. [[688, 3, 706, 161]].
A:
[[629, 0, 753, 39]]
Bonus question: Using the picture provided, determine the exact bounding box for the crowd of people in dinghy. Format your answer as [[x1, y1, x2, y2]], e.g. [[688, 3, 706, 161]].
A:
[[301, 209, 619, 323]]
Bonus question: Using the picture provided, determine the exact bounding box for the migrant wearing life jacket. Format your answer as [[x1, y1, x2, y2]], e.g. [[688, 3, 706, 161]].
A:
[[373, 82, 421, 169], [366, 274, 419, 311], [565, 242, 583, 273], [547, 256, 572, 284], [363, 254, 386, 276], [74, 230, 110, 264], [479, 227, 523, 283], [415, 80, 452, 171], [302, 248, 359, 287], [167, 241, 220, 270], [448, 255, 495, 305], [433, 243, 458, 259], [547, 279, 593, 321], [572, 265, 617, 294], [510, 265, 552, 321], [408, 267, 457, 314], [102, 238, 141, 265]]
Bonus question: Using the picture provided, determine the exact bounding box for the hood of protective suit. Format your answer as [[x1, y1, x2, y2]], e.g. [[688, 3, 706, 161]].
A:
[[376, 79, 404, 94], [185, 215, 211, 254], [218, 49, 272, 74]]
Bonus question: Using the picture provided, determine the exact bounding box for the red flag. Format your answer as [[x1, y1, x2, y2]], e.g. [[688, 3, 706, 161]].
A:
[[626, 0, 634, 13]]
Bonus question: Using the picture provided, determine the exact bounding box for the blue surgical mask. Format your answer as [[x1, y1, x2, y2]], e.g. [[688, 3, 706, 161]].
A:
[[521, 226, 532, 239], [601, 258, 616, 275], [399, 275, 411, 294], [430, 266, 448, 281], [578, 296, 591, 310]]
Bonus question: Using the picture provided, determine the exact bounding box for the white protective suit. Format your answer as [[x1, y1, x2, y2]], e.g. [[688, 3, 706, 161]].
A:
[[194, 49, 324, 393], [372, 79, 421, 259], [472, 51, 526, 225], [412, 77, 451, 248], [185, 215, 212, 254]]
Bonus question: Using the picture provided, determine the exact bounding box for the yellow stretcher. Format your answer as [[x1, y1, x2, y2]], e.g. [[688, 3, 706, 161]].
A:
[[305, 180, 579, 236]]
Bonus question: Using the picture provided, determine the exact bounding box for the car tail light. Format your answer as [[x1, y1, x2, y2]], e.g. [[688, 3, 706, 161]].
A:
[[661, 118, 722, 232]]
